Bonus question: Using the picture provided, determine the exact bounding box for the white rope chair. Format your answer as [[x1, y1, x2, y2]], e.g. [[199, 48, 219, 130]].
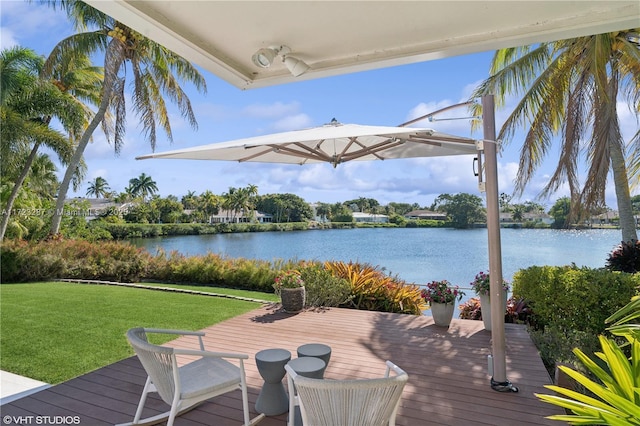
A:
[[119, 327, 263, 426], [285, 360, 408, 426]]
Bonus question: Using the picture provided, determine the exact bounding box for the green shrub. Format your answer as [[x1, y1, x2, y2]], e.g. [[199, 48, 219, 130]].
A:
[[0, 240, 66, 282], [536, 297, 640, 423], [513, 265, 640, 335], [0, 239, 151, 282], [99, 223, 162, 239], [147, 249, 297, 293], [333, 214, 354, 223], [299, 263, 352, 307], [528, 325, 600, 377]]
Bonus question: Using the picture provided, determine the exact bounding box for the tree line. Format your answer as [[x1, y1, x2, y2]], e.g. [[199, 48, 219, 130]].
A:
[[69, 174, 640, 234], [1, 1, 638, 243]]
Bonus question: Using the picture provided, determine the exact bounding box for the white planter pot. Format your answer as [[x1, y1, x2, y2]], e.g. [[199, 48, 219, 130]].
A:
[[430, 302, 455, 327], [479, 291, 507, 331]]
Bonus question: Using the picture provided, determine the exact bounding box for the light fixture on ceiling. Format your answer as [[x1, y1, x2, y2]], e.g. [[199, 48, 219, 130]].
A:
[[251, 45, 287, 68], [283, 56, 310, 77], [251, 45, 310, 77]]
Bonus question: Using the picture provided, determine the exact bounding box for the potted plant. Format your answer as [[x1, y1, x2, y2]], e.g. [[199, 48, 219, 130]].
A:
[[421, 280, 465, 327], [470, 271, 510, 330], [274, 270, 306, 313]]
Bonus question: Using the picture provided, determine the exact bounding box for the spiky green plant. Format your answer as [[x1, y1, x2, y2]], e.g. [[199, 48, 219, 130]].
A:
[[536, 296, 640, 425]]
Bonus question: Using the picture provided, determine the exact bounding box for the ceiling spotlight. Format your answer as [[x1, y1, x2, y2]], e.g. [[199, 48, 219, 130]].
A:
[[252, 48, 277, 68], [251, 45, 309, 77], [251, 45, 290, 68], [283, 55, 310, 77]]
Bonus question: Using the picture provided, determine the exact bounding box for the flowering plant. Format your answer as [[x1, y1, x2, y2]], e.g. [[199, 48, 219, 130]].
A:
[[421, 280, 465, 305], [470, 271, 510, 296], [273, 270, 305, 291]]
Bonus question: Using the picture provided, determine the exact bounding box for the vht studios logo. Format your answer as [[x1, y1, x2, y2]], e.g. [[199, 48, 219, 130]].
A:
[[2, 416, 81, 425]]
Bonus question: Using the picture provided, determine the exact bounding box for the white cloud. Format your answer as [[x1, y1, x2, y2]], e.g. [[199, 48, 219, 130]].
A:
[[193, 103, 236, 122], [243, 101, 301, 119], [1, 2, 71, 54], [617, 100, 639, 143], [271, 113, 313, 131], [0, 26, 18, 49]]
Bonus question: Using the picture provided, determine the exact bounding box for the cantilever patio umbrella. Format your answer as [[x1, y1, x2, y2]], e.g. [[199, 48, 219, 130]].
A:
[[137, 99, 517, 393], [136, 120, 478, 165]]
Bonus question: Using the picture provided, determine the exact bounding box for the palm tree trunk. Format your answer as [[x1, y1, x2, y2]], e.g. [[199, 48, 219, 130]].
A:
[[0, 142, 41, 240], [50, 41, 123, 236], [610, 141, 638, 241], [607, 73, 637, 242]]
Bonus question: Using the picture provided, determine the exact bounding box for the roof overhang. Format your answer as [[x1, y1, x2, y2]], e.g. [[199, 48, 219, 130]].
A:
[[83, 1, 640, 89]]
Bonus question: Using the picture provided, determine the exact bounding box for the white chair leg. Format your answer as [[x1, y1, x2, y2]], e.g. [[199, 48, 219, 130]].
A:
[[167, 394, 183, 426], [287, 372, 297, 426], [133, 376, 152, 424]]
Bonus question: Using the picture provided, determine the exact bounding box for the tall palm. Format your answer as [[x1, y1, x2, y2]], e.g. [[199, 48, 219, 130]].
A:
[[128, 173, 158, 201], [242, 184, 259, 211], [472, 29, 640, 241], [43, 0, 206, 235], [181, 190, 198, 210], [198, 190, 220, 223], [0, 46, 85, 240], [222, 187, 240, 221], [86, 176, 110, 198]]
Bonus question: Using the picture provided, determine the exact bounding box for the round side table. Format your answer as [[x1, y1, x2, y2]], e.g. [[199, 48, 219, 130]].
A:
[[288, 356, 326, 379], [296, 343, 331, 377], [287, 357, 326, 426], [255, 348, 291, 416]]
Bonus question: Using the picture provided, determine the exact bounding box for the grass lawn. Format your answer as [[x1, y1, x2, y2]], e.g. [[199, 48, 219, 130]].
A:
[[0, 282, 265, 384]]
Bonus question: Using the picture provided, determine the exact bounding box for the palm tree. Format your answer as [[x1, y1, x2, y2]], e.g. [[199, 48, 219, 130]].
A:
[[128, 173, 158, 201], [472, 29, 640, 241], [26, 153, 60, 199], [0, 46, 85, 240], [198, 190, 220, 223], [43, 1, 207, 235], [241, 184, 259, 221], [86, 176, 110, 198], [1, 154, 59, 240], [181, 190, 198, 210], [222, 187, 240, 221]]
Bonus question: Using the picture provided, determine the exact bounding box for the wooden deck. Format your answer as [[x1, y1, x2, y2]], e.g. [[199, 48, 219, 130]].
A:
[[1, 306, 560, 425]]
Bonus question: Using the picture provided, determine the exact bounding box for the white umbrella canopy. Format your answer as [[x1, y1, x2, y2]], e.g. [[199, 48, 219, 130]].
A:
[[136, 120, 478, 165]]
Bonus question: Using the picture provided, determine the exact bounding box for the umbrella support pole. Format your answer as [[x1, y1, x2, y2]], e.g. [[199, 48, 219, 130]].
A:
[[482, 94, 517, 393], [490, 377, 519, 393]]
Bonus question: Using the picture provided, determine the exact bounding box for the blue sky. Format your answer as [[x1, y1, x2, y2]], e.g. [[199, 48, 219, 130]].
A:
[[2, 1, 637, 210]]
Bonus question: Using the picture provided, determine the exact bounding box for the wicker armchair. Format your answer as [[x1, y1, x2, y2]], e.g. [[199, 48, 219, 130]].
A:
[[119, 327, 263, 426], [285, 360, 408, 426]]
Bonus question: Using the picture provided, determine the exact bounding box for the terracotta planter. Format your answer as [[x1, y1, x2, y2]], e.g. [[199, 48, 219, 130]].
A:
[[280, 287, 306, 313], [430, 302, 455, 327], [479, 291, 507, 331]]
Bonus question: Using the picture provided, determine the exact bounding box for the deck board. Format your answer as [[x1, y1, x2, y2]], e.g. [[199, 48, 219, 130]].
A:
[[1, 306, 560, 425]]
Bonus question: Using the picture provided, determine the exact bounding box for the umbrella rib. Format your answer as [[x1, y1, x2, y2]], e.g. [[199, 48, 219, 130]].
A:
[[292, 141, 333, 162], [342, 138, 404, 161], [408, 138, 442, 147], [331, 137, 358, 164], [239, 143, 333, 164], [239, 146, 278, 162], [411, 134, 476, 145]]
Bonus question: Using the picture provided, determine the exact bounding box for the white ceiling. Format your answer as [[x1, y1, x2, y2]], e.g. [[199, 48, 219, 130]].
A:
[[84, 1, 640, 89]]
